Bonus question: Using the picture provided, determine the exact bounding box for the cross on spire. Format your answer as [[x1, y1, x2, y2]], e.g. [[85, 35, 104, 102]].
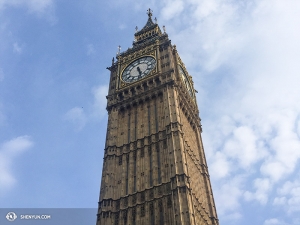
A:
[[147, 8, 153, 18]]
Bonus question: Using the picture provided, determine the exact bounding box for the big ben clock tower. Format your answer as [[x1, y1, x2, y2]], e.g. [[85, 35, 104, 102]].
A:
[[96, 9, 219, 225]]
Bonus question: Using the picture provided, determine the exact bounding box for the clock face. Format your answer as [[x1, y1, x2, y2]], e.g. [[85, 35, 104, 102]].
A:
[[122, 56, 156, 83], [178, 65, 194, 98]]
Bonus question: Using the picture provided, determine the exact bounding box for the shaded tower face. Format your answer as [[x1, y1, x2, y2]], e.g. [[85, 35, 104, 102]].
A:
[[96, 9, 219, 225]]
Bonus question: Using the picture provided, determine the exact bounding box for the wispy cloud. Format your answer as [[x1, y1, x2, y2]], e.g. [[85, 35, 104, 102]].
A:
[[63, 85, 108, 131], [160, 0, 300, 221], [13, 42, 22, 54], [87, 44, 96, 56], [275, 176, 300, 213], [0, 0, 52, 12], [264, 218, 288, 225], [91, 85, 108, 119], [0, 0, 56, 24], [0, 136, 33, 195], [63, 107, 87, 132]]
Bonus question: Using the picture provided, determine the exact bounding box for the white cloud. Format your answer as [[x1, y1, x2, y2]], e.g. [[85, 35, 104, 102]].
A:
[[210, 151, 230, 179], [0, 0, 56, 24], [244, 178, 272, 204], [0, 0, 52, 12], [214, 176, 244, 216], [63, 107, 87, 131], [91, 85, 108, 119], [159, 0, 300, 219], [118, 24, 127, 30], [224, 126, 263, 169], [264, 218, 283, 225], [161, 0, 184, 21], [87, 44, 96, 56], [13, 42, 22, 54], [275, 178, 300, 213], [0, 136, 33, 195], [63, 85, 108, 130]]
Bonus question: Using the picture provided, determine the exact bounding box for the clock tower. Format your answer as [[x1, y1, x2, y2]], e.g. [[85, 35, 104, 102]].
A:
[[96, 9, 219, 225]]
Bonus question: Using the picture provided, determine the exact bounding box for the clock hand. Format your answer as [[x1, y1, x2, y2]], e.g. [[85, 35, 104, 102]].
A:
[[137, 66, 142, 75]]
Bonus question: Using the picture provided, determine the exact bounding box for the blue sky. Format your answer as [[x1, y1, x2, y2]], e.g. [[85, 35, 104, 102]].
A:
[[0, 0, 300, 224]]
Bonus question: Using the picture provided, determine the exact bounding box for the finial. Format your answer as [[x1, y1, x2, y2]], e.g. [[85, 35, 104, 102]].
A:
[[117, 45, 121, 56], [147, 8, 153, 18], [135, 26, 138, 32], [112, 57, 115, 64], [154, 17, 157, 24], [163, 25, 166, 33]]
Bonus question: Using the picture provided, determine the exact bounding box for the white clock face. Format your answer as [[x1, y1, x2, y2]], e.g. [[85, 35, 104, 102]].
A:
[[122, 56, 156, 83], [178, 65, 194, 98]]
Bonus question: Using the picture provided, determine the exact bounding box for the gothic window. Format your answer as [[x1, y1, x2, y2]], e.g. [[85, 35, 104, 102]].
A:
[[141, 148, 144, 157], [167, 196, 172, 208], [150, 202, 154, 215], [148, 146, 152, 155], [156, 143, 159, 152], [141, 139, 144, 147], [141, 205, 145, 217], [163, 140, 167, 149], [141, 192, 145, 202], [158, 200, 163, 211], [116, 200, 120, 210], [132, 195, 137, 204], [124, 198, 128, 207], [115, 212, 119, 225], [132, 208, 136, 221], [148, 136, 152, 144], [158, 186, 162, 195], [149, 189, 154, 199], [143, 83, 148, 91], [123, 210, 128, 222], [163, 130, 166, 137]]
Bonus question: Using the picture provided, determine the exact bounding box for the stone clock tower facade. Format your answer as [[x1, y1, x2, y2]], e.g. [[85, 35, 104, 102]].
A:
[[96, 9, 219, 225]]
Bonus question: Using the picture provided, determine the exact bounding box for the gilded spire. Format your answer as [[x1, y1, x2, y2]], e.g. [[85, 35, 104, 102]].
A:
[[132, 9, 164, 47]]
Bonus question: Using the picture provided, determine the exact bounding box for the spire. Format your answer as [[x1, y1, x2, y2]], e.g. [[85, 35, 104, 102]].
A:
[[132, 9, 165, 48], [140, 8, 155, 32], [147, 8, 153, 18]]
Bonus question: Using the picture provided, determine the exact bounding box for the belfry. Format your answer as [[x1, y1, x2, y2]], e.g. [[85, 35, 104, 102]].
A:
[[96, 9, 219, 225]]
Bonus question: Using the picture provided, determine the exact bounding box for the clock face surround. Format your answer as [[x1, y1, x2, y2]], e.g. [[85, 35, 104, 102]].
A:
[[178, 65, 194, 98], [122, 56, 156, 83]]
